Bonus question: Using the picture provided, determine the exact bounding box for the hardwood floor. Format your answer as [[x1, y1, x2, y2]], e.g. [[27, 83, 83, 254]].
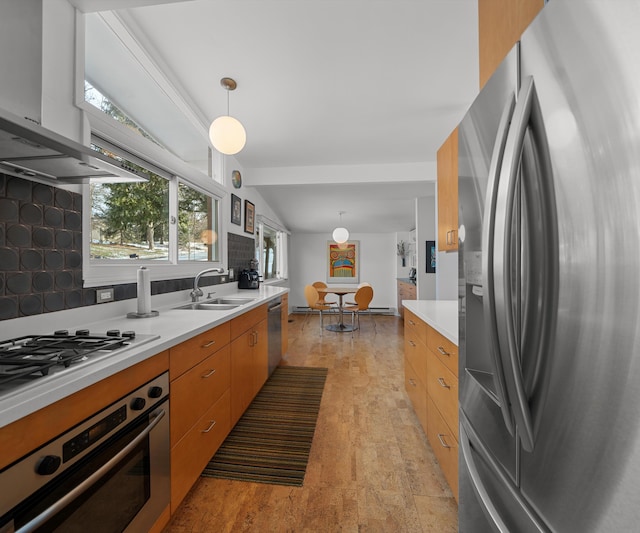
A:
[[164, 313, 458, 532]]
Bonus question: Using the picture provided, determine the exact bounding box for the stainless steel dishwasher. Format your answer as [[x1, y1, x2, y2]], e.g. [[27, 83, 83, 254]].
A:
[[267, 297, 282, 376]]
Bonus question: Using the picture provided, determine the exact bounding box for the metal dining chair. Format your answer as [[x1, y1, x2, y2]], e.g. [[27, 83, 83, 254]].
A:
[[303, 284, 335, 334], [343, 285, 376, 336]]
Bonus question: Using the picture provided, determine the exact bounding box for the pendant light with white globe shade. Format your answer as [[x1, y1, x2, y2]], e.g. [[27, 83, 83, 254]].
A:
[[332, 211, 349, 244], [209, 77, 246, 155]]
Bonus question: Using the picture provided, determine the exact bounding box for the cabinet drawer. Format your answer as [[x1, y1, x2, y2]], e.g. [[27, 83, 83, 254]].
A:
[[426, 326, 458, 377], [170, 345, 230, 446], [169, 322, 230, 379], [171, 388, 231, 513], [404, 309, 427, 346], [404, 334, 427, 386], [427, 353, 458, 439], [405, 355, 427, 433], [230, 304, 267, 339], [426, 396, 458, 501]]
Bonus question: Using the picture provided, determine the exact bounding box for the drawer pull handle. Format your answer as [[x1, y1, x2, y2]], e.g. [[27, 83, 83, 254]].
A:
[[408, 320, 416, 326], [202, 369, 217, 378], [437, 346, 450, 356], [409, 379, 416, 387], [202, 420, 217, 433], [409, 340, 416, 347], [437, 433, 451, 449], [437, 377, 450, 389], [202, 340, 216, 348]]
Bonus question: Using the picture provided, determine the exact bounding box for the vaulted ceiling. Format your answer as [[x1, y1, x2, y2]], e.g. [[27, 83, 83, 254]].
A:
[[75, 0, 479, 234]]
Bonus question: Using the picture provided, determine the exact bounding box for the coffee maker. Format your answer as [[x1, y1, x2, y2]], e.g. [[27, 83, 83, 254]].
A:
[[238, 259, 260, 289]]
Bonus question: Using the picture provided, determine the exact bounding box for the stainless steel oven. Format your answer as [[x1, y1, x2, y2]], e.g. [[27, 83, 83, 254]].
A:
[[0, 372, 170, 533]]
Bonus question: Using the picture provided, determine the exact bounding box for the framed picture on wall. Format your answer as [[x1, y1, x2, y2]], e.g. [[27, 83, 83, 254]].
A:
[[426, 240, 436, 273], [244, 200, 255, 234], [327, 240, 360, 284], [231, 194, 241, 225]]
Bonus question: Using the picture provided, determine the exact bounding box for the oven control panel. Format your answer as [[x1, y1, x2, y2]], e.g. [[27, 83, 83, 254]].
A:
[[63, 405, 127, 463]]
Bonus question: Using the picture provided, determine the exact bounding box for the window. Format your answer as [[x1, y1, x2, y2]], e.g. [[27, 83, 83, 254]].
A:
[[90, 176, 170, 261], [90, 177, 219, 264], [256, 219, 288, 282], [79, 13, 226, 287], [83, 139, 223, 286], [82, 12, 213, 179], [177, 182, 218, 262]]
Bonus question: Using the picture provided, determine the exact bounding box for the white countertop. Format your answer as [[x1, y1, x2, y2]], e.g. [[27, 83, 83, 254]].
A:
[[402, 300, 458, 345], [0, 284, 288, 429]]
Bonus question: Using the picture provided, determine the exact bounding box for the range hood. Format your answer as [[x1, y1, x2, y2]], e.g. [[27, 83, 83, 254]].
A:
[[0, 106, 148, 183]]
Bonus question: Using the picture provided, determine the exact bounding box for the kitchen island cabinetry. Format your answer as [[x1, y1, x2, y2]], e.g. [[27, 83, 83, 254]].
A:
[[425, 324, 459, 500], [404, 309, 428, 431], [230, 304, 268, 426], [403, 300, 459, 500], [437, 127, 458, 252], [169, 322, 232, 513], [397, 279, 417, 320]]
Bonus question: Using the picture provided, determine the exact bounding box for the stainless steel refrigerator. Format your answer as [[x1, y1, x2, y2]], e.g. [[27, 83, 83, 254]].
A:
[[458, 1, 640, 531]]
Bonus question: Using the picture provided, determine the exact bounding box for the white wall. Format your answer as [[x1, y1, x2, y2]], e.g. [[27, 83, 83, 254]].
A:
[[416, 196, 436, 299], [436, 251, 458, 300], [289, 232, 396, 312]]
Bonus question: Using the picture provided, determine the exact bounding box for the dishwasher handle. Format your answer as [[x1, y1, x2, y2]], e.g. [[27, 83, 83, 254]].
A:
[[268, 302, 283, 312]]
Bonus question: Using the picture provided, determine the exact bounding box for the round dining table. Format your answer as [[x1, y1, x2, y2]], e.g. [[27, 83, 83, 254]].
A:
[[317, 286, 358, 332]]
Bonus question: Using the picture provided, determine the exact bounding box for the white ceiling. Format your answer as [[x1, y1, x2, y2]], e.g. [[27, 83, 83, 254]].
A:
[[79, 0, 479, 234]]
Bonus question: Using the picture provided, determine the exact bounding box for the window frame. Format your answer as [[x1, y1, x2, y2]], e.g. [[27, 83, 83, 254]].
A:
[[256, 216, 289, 284]]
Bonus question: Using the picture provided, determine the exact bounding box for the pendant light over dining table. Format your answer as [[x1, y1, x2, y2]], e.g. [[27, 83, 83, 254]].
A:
[[332, 211, 349, 244], [209, 77, 246, 155]]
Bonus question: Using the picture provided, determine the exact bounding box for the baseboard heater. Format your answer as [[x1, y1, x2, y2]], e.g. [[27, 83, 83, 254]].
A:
[[293, 306, 396, 316]]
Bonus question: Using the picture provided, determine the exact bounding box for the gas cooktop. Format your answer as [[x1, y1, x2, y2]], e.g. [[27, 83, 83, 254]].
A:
[[0, 329, 159, 396]]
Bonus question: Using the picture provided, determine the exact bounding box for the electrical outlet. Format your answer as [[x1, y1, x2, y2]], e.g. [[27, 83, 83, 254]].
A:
[[97, 288, 114, 303]]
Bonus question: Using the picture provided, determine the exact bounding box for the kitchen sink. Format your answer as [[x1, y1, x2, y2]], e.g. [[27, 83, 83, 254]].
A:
[[173, 297, 257, 311], [206, 297, 256, 305]]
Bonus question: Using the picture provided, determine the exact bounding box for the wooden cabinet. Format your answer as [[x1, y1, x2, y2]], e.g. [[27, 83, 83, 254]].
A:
[[230, 304, 268, 426], [404, 309, 459, 500], [169, 322, 232, 512], [479, 0, 545, 88], [281, 293, 289, 356], [171, 389, 231, 512], [426, 396, 459, 499], [437, 127, 458, 252], [404, 309, 428, 432], [425, 323, 459, 500], [397, 280, 417, 320]]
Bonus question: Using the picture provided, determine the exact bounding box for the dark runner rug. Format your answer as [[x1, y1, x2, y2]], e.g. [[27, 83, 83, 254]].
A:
[[202, 365, 328, 486]]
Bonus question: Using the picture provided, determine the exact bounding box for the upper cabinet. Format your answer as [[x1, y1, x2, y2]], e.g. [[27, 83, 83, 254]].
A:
[[478, 0, 545, 88], [437, 127, 458, 252]]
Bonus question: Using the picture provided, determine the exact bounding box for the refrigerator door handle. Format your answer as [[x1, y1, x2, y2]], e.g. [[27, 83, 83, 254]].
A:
[[481, 93, 516, 436], [460, 415, 512, 533], [493, 76, 541, 452], [460, 412, 550, 533]]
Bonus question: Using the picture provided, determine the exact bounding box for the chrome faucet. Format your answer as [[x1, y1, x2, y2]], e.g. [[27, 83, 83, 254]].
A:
[[191, 267, 225, 302]]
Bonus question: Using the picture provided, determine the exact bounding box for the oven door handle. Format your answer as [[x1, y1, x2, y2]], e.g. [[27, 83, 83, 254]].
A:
[[15, 408, 166, 533]]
